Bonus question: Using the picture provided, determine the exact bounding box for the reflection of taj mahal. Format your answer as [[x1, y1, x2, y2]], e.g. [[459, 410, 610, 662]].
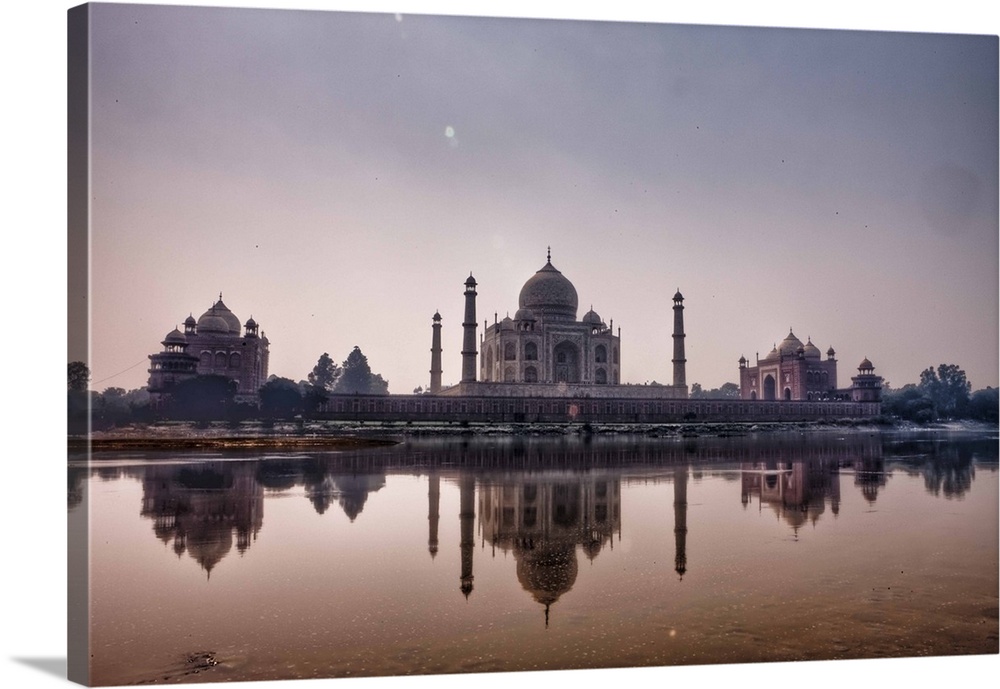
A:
[[476, 473, 622, 622]]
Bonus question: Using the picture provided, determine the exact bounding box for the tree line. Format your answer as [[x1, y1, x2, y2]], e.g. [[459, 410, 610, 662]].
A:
[[881, 364, 997, 423], [68, 346, 390, 429]]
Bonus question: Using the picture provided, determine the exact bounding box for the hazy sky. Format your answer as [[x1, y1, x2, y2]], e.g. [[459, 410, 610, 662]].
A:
[[84, 2, 998, 394]]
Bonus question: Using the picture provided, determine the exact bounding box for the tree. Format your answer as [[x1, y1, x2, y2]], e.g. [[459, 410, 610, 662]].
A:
[[336, 347, 372, 394], [717, 382, 741, 399], [919, 364, 971, 419], [68, 361, 90, 391], [334, 346, 389, 395], [259, 377, 303, 418], [968, 387, 999, 423], [690, 382, 741, 399], [883, 384, 936, 423], [167, 375, 237, 421], [92, 387, 136, 429], [307, 353, 341, 392], [370, 373, 390, 395]]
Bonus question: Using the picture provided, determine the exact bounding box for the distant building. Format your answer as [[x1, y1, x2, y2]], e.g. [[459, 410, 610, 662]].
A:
[[438, 249, 688, 399], [850, 357, 883, 403], [738, 329, 881, 403], [739, 330, 838, 401], [147, 295, 270, 404]]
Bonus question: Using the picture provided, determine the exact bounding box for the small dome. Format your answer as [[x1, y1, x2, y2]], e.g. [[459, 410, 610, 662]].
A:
[[514, 307, 535, 321], [827, 346, 836, 357], [673, 289, 684, 301], [432, 311, 442, 322], [501, 314, 514, 330], [582, 307, 603, 325], [245, 317, 257, 328], [739, 355, 747, 364], [465, 273, 477, 287], [184, 314, 197, 327], [163, 328, 186, 344], [762, 344, 779, 361], [518, 256, 578, 321], [803, 338, 822, 359], [859, 357, 874, 371]]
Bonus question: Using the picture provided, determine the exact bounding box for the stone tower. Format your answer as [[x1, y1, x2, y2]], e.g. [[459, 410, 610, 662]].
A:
[[430, 311, 443, 393], [461, 274, 478, 383], [672, 289, 686, 388]]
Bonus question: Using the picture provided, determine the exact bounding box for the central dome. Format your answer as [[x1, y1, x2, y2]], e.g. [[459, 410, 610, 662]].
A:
[[518, 258, 578, 321], [197, 298, 241, 335]]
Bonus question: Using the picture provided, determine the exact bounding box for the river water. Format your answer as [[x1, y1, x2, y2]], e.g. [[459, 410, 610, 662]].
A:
[[68, 430, 998, 685]]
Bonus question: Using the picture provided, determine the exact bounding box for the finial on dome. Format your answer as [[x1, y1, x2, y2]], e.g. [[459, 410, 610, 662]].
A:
[[547, 246, 551, 263], [219, 292, 223, 301]]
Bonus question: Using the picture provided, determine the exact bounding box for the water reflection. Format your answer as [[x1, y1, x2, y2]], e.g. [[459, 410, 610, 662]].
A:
[[740, 458, 841, 532], [888, 434, 995, 498], [139, 463, 263, 575], [71, 432, 997, 583], [479, 471, 622, 622]]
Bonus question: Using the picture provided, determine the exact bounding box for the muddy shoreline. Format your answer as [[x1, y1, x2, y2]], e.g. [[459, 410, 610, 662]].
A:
[[73, 436, 399, 451], [69, 418, 996, 452]]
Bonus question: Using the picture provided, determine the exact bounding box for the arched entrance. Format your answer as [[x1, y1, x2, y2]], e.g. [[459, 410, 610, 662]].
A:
[[784, 387, 792, 401], [553, 341, 581, 383], [763, 374, 776, 401]]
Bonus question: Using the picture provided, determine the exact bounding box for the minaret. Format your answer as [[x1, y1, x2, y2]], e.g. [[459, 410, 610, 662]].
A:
[[672, 289, 686, 388], [430, 311, 443, 393], [674, 464, 688, 579], [428, 473, 440, 559], [461, 274, 478, 383], [459, 474, 475, 597]]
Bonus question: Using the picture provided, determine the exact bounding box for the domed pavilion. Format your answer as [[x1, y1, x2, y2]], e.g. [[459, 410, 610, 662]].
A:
[[148, 294, 270, 404], [738, 328, 841, 401]]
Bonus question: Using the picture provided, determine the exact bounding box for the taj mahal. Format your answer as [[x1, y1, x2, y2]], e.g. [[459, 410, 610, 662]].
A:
[[435, 249, 689, 401], [147, 249, 883, 422]]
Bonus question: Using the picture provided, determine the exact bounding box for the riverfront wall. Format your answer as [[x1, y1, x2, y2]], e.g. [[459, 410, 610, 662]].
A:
[[318, 393, 881, 424]]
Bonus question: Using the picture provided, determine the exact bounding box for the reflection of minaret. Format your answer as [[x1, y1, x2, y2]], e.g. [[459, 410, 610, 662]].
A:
[[673, 464, 688, 579], [459, 474, 475, 597], [428, 473, 440, 559]]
